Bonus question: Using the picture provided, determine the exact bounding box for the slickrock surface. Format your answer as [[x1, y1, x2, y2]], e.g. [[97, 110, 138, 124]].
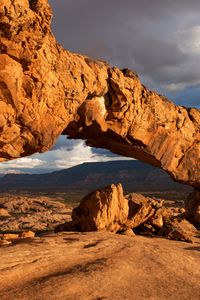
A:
[[0, 195, 71, 233], [0, 0, 199, 189], [0, 232, 199, 300], [0, 230, 35, 246]]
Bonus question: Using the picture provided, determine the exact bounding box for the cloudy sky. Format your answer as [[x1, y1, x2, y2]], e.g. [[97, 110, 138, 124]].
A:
[[0, 0, 200, 174]]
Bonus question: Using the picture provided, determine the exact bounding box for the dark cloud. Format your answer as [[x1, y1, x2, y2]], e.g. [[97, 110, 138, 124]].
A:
[[49, 0, 200, 107]]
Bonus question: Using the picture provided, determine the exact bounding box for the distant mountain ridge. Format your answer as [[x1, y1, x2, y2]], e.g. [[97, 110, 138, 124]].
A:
[[0, 160, 191, 194]]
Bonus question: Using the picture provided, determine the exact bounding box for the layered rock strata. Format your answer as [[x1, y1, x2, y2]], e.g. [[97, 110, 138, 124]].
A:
[[0, 0, 199, 190]]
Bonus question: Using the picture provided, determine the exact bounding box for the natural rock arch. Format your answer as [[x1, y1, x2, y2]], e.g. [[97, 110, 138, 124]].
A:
[[0, 0, 199, 190]]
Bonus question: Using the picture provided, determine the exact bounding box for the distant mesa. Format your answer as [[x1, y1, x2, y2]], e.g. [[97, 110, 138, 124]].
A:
[[0, 160, 192, 195]]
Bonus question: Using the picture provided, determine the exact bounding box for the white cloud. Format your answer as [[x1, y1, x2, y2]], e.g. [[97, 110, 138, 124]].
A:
[[0, 157, 44, 170], [3, 170, 25, 175], [164, 83, 193, 92], [33, 139, 130, 170], [176, 26, 200, 55], [0, 157, 44, 173], [0, 137, 131, 174]]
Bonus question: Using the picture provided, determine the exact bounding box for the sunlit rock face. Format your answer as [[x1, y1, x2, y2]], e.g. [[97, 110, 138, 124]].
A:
[[71, 183, 129, 233], [0, 0, 199, 189]]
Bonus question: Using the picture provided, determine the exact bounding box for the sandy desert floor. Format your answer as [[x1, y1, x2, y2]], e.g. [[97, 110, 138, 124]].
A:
[[0, 231, 199, 300]]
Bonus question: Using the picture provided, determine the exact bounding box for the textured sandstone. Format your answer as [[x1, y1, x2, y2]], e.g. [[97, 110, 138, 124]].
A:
[[164, 219, 197, 243], [72, 183, 129, 232], [120, 228, 135, 237], [185, 189, 200, 224], [0, 0, 199, 190], [1, 233, 19, 240], [0, 231, 34, 247], [0, 207, 10, 217], [0, 232, 199, 300], [149, 208, 164, 228], [125, 193, 155, 228], [0, 195, 72, 232], [0, 239, 11, 246], [58, 184, 198, 242], [19, 230, 35, 238]]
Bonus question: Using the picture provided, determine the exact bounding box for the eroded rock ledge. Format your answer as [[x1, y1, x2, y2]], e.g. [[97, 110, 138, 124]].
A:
[[0, 0, 199, 188]]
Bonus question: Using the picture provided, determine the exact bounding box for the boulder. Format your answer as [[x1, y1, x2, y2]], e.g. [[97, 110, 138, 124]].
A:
[[72, 184, 129, 232], [0, 208, 10, 217], [185, 189, 200, 225], [56, 184, 197, 243], [0, 231, 35, 245], [125, 193, 155, 229], [166, 220, 196, 243], [2, 233, 19, 240], [135, 223, 156, 236], [0, 240, 12, 247], [57, 186, 164, 234], [161, 217, 198, 243], [149, 208, 164, 228], [19, 231, 35, 239], [120, 229, 135, 237], [55, 221, 76, 233]]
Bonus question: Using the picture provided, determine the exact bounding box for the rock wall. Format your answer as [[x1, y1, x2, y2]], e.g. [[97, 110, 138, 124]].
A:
[[0, 0, 199, 188]]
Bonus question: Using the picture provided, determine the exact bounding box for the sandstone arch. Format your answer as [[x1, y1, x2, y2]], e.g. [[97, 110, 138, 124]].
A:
[[0, 0, 199, 190]]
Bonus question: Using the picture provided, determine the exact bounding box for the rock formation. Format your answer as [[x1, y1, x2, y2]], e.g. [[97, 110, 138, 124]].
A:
[[185, 189, 200, 225], [125, 193, 157, 228], [0, 0, 199, 191], [72, 183, 129, 232], [0, 231, 200, 300], [0, 230, 35, 246], [0, 195, 72, 233], [57, 184, 198, 243]]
